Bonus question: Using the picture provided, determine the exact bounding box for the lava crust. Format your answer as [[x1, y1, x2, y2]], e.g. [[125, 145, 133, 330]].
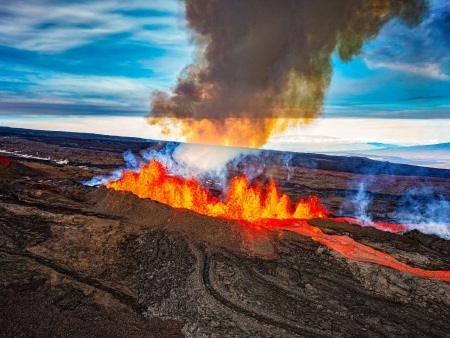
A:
[[1, 128, 450, 337]]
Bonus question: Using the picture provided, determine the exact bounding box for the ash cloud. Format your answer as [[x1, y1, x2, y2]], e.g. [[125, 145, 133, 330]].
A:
[[147, 0, 428, 146]]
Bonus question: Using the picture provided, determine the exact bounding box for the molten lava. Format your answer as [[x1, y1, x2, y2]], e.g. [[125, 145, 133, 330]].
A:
[[262, 219, 450, 283], [0, 155, 11, 167], [107, 159, 329, 223], [333, 217, 406, 233], [107, 159, 450, 283]]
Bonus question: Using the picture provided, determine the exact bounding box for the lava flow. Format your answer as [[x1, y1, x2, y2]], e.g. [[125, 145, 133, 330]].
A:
[[0, 155, 11, 167], [107, 159, 328, 222], [107, 159, 450, 283]]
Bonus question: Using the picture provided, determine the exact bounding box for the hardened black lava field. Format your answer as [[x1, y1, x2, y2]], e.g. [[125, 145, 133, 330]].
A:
[[1, 127, 450, 337]]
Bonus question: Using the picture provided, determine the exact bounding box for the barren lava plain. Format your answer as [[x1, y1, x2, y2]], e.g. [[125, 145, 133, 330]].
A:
[[1, 126, 450, 338]]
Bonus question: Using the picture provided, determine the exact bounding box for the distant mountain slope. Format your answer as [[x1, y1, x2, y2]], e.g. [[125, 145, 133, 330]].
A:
[[352, 143, 450, 169], [1, 126, 449, 178]]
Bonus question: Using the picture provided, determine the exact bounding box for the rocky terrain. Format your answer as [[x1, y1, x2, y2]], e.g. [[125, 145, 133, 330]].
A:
[[1, 127, 450, 337]]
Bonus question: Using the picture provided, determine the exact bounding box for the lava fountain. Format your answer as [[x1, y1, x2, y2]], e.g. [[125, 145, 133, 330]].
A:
[[107, 159, 328, 222], [106, 159, 450, 283]]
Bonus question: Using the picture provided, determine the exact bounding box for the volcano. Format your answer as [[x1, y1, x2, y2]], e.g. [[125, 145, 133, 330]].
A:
[[1, 127, 450, 337]]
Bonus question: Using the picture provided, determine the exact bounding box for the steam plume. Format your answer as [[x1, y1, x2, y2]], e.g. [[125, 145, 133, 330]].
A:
[[393, 187, 450, 239], [146, 0, 428, 147], [344, 181, 374, 223]]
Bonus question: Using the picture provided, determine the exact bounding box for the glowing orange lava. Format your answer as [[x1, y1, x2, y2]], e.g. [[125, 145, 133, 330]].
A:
[[107, 159, 329, 223], [262, 219, 450, 283], [333, 217, 406, 233], [107, 159, 450, 283]]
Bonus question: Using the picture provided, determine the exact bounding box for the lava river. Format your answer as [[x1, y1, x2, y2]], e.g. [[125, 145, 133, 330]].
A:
[[106, 159, 450, 283]]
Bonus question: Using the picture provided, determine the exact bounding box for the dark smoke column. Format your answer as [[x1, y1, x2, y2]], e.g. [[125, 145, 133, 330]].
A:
[[146, 0, 427, 147]]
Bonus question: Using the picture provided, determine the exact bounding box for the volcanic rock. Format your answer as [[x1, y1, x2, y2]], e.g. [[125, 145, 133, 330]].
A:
[[1, 128, 450, 337]]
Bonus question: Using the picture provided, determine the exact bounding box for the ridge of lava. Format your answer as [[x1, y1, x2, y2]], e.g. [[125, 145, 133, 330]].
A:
[[105, 159, 450, 283]]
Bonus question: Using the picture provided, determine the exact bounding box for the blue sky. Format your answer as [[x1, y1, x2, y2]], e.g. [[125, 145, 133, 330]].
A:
[[0, 0, 193, 116], [325, 0, 450, 118], [0, 0, 449, 119]]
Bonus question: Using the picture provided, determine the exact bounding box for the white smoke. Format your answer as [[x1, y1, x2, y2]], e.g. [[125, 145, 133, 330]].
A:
[[340, 179, 450, 240], [340, 181, 374, 223], [85, 143, 261, 192], [173, 143, 250, 173], [353, 182, 373, 223], [392, 187, 450, 239]]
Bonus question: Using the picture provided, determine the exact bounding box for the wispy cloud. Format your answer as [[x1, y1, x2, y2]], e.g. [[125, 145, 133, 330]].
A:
[[0, 69, 169, 113], [34, 74, 153, 100], [0, 0, 193, 116], [0, 0, 186, 53], [363, 0, 450, 81], [366, 61, 449, 81], [1, 0, 449, 121]]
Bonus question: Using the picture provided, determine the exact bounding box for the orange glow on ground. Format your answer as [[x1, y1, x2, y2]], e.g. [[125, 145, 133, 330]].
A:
[[0, 156, 11, 167], [106, 159, 450, 283], [107, 159, 328, 222], [333, 217, 406, 233], [262, 219, 450, 283]]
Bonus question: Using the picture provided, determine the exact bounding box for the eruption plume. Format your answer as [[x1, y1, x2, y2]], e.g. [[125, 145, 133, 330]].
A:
[[146, 0, 428, 147]]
